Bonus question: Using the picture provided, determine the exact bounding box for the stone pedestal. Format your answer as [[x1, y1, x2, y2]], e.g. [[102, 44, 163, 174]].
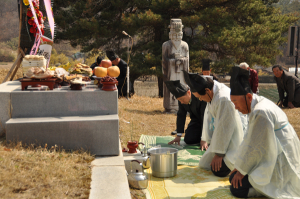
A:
[[1, 81, 119, 155]]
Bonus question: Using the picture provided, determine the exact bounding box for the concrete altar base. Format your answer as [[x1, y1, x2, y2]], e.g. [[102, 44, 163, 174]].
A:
[[1, 81, 120, 156]]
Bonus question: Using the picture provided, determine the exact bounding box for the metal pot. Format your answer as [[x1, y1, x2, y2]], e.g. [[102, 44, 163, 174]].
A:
[[148, 147, 178, 178], [127, 160, 148, 189], [138, 142, 150, 169]]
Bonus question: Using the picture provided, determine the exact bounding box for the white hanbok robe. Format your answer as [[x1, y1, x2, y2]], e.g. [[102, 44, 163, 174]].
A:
[[235, 94, 300, 198], [200, 81, 244, 170]]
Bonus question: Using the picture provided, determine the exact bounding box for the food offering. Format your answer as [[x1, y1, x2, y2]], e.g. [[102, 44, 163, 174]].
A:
[[25, 67, 54, 79], [69, 63, 93, 77], [94, 59, 120, 91], [22, 55, 47, 76], [100, 76, 118, 91], [20, 67, 56, 90], [64, 74, 91, 82], [64, 74, 91, 90], [48, 62, 72, 72], [99, 59, 112, 68]]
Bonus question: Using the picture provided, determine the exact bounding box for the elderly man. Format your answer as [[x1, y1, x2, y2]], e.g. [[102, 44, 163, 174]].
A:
[[164, 80, 206, 145], [272, 65, 300, 108], [239, 62, 258, 93], [106, 51, 132, 97], [183, 71, 244, 177], [229, 66, 300, 198]]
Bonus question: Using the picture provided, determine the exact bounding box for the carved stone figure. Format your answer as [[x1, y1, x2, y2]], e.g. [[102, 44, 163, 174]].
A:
[[162, 19, 189, 112]]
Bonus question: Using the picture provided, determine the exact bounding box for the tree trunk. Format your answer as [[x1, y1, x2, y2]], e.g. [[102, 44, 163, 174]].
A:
[[154, 26, 164, 97], [130, 78, 135, 96], [158, 75, 163, 97]]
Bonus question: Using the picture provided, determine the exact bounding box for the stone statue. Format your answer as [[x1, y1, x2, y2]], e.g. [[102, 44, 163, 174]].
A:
[[162, 19, 189, 112]]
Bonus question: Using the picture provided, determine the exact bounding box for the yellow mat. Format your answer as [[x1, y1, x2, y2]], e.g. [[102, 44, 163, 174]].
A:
[[143, 165, 265, 199]]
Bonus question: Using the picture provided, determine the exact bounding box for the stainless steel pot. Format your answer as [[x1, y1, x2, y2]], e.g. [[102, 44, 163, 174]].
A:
[[148, 147, 178, 178]]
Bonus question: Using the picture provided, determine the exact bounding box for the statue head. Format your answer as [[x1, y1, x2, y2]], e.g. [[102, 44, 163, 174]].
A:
[[168, 19, 183, 42]]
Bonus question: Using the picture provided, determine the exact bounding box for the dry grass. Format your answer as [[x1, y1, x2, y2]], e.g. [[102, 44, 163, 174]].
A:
[[282, 108, 300, 138], [0, 140, 94, 199], [0, 67, 23, 83], [118, 95, 190, 147]]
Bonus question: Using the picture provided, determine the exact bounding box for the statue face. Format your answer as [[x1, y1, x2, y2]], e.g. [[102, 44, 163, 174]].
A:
[[169, 32, 183, 41]]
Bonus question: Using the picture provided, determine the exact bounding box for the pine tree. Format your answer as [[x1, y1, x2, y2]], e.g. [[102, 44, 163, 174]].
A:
[[55, 0, 299, 97], [54, 0, 158, 94]]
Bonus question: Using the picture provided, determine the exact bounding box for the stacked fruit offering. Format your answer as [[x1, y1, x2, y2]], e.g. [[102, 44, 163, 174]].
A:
[[94, 59, 120, 78]]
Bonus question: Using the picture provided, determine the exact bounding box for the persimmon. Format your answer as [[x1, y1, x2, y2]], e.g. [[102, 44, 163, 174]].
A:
[[94, 67, 107, 77], [107, 66, 120, 77]]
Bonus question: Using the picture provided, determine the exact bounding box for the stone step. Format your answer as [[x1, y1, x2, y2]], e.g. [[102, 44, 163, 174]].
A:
[[90, 141, 131, 199], [10, 84, 118, 118], [0, 81, 21, 136], [6, 115, 119, 156]]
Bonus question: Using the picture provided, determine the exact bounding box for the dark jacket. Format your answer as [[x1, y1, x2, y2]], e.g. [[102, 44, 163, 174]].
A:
[[176, 94, 207, 133], [116, 59, 133, 97], [249, 68, 259, 93], [274, 71, 300, 103]]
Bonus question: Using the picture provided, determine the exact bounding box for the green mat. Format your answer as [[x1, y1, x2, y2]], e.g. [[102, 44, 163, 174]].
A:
[[139, 135, 205, 166]]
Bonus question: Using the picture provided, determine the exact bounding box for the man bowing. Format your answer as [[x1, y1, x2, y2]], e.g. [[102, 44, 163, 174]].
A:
[[183, 71, 244, 177], [229, 66, 300, 198], [164, 80, 207, 145]]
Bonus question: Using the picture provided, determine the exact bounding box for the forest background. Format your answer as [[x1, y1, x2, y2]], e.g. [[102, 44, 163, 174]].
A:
[[1, 0, 300, 96]]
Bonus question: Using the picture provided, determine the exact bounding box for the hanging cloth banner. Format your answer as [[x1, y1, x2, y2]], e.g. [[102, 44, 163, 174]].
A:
[[30, 34, 41, 55], [43, 0, 55, 40], [28, 0, 42, 55]]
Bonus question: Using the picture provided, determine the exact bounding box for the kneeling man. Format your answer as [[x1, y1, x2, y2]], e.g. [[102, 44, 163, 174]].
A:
[[165, 80, 207, 145], [183, 71, 244, 177], [229, 66, 300, 198]]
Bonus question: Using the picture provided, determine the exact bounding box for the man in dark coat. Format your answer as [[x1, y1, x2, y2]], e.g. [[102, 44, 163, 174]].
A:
[[165, 80, 207, 145], [90, 56, 104, 80], [106, 51, 132, 97], [201, 59, 219, 81], [90, 56, 103, 70], [272, 65, 300, 108]]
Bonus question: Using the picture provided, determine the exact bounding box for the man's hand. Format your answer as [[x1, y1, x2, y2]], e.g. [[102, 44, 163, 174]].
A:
[[210, 155, 223, 172], [278, 101, 283, 107], [168, 136, 181, 145], [229, 168, 237, 176], [231, 170, 245, 189], [200, 140, 208, 151], [288, 102, 295, 109]]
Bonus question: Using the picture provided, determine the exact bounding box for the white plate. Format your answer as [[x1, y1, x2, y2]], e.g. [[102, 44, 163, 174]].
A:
[[83, 81, 93, 84], [92, 76, 102, 80]]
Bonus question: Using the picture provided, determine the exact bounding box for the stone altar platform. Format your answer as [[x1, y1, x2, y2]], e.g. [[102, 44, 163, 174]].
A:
[[1, 81, 120, 155]]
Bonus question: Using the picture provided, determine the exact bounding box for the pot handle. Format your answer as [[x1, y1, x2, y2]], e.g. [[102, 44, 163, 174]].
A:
[[131, 160, 141, 164], [138, 142, 145, 150], [130, 160, 142, 172]]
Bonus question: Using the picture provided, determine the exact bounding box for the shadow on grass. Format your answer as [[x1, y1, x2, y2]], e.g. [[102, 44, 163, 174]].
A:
[[125, 108, 176, 115]]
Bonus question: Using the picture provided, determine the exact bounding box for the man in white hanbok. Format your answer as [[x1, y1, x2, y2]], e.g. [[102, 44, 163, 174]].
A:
[[229, 66, 300, 198], [183, 71, 244, 177]]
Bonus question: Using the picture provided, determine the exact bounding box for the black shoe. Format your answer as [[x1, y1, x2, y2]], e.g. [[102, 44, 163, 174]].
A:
[[171, 130, 177, 135]]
